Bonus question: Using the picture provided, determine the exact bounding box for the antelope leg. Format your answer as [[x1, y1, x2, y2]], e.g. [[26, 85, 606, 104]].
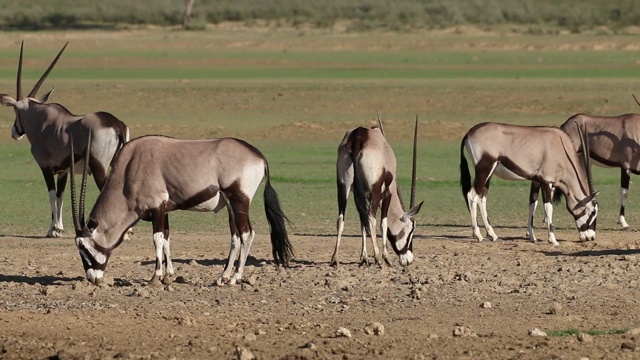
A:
[[217, 234, 241, 285], [149, 231, 165, 287], [619, 170, 631, 230], [359, 225, 369, 266], [331, 214, 345, 267], [381, 217, 393, 267], [479, 196, 498, 241], [230, 230, 255, 285], [467, 189, 483, 242], [161, 215, 174, 285]]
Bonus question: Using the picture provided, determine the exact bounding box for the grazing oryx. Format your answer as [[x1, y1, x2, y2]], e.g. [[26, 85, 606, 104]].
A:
[[0, 42, 129, 237], [70, 135, 294, 286], [529, 112, 640, 232], [332, 117, 423, 267], [460, 122, 598, 245]]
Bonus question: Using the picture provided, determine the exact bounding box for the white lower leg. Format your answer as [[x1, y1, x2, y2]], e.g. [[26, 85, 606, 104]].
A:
[[331, 215, 345, 264], [218, 234, 240, 285], [47, 191, 63, 237], [368, 216, 380, 263], [163, 236, 174, 276], [619, 188, 630, 229], [360, 226, 368, 263], [153, 232, 165, 279], [480, 197, 498, 241], [381, 217, 390, 261], [468, 191, 483, 242], [543, 203, 558, 245], [527, 200, 538, 242], [230, 230, 255, 284]]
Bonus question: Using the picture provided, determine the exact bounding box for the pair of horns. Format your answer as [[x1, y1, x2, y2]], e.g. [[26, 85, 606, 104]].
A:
[[575, 123, 595, 196], [70, 130, 91, 235], [377, 112, 419, 209], [17, 41, 68, 100]]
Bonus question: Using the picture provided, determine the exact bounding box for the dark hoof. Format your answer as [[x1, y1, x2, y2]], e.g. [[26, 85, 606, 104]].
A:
[[329, 260, 338, 268], [623, 226, 631, 232]]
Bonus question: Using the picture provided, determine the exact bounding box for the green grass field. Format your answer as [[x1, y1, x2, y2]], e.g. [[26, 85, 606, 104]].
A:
[[0, 29, 639, 240]]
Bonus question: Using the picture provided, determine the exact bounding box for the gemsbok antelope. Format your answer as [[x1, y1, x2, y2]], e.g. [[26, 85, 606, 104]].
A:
[[69, 135, 294, 286], [460, 122, 598, 245], [0, 42, 129, 237], [529, 111, 640, 232], [331, 117, 423, 267]]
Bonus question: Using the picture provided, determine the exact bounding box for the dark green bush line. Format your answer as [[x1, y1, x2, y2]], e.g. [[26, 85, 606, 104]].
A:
[[1, 0, 639, 31]]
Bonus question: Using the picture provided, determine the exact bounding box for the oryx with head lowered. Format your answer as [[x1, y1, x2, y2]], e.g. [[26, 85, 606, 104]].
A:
[[0, 42, 129, 238], [460, 122, 598, 245], [70, 135, 294, 286], [332, 117, 423, 267], [529, 109, 640, 232]]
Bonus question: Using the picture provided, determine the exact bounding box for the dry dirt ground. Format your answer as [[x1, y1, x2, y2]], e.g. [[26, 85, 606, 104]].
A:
[[2, 224, 640, 359]]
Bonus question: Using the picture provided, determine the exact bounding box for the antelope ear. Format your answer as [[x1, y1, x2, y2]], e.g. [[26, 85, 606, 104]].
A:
[[403, 201, 424, 220], [38, 88, 54, 103], [0, 94, 17, 107]]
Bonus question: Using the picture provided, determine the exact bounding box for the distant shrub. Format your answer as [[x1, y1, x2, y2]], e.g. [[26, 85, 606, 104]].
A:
[[0, 0, 639, 32]]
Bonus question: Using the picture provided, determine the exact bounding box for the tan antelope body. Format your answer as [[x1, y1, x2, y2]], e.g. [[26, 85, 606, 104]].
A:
[[529, 113, 640, 233], [460, 122, 598, 244], [71, 135, 293, 286], [332, 120, 423, 267], [0, 43, 129, 237]]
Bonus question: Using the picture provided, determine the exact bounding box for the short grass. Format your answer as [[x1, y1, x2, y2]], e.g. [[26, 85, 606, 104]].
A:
[[0, 29, 639, 241], [547, 328, 628, 337]]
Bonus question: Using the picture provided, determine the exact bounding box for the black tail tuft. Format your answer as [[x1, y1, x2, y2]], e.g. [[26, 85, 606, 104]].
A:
[[552, 187, 563, 205], [460, 139, 472, 211], [264, 176, 294, 267]]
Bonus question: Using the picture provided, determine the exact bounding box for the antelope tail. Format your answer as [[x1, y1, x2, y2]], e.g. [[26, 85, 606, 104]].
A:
[[352, 153, 372, 236], [459, 138, 472, 211], [553, 187, 563, 205], [263, 164, 294, 267]]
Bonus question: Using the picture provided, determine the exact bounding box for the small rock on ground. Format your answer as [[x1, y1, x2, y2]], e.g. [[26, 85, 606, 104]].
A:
[[336, 327, 352, 338], [364, 322, 385, 336], [236, 346, 256, 360], [528, 328, 547, 337]]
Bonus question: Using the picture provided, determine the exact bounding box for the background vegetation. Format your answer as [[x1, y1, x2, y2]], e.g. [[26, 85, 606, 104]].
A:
[[1, 0, 640, 33]]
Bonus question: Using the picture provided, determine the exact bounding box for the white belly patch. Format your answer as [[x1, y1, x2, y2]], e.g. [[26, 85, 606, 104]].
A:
[[189, 193, 224, 212], [493, 163, 526, 181]]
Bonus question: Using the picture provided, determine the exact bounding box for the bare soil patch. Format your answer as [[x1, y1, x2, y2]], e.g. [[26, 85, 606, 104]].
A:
[[2, 226, 640, 359]]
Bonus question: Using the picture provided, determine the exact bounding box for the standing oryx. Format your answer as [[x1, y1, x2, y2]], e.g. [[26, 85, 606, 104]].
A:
[[460, 122, 598, 245], [529, 112, 640, 232], [332, 118, 423, 267], [69, 135, 294, 286], [0, 42, 129, 237]]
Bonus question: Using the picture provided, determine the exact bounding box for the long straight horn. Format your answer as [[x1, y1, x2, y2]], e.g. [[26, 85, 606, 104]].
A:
[[377, 111, 385, 136], [575, 123, 594, 195], [633, 94, 640, 108], [410, 115, 418, 208], [17, 41, 24, 100], [79, 129, 91, 227], [27, 42, 68, 98], [69, 139, 81, 234]]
